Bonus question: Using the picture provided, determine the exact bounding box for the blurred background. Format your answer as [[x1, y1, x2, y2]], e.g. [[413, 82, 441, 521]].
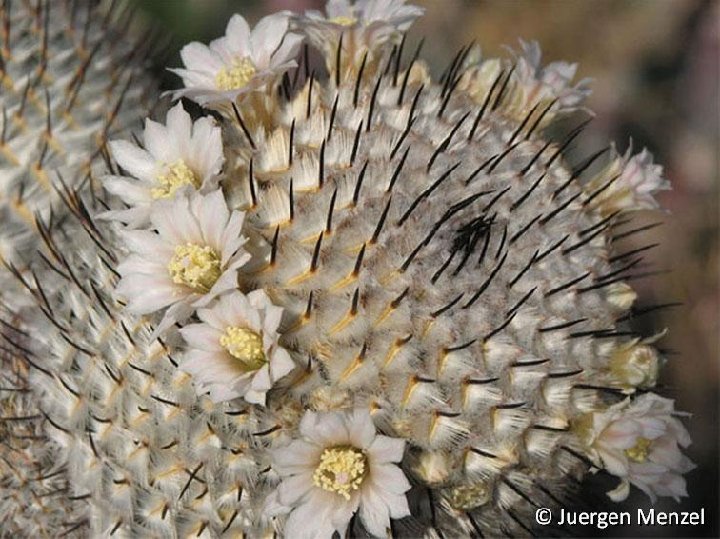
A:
[[130, 1, 719, 536]]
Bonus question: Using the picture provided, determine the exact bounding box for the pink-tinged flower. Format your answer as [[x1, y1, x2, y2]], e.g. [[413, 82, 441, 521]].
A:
[[303, 0, 424, 66], [512, 39, 592, 112], [269, 408, 410, 538], [578, 393, 694, 502], [179, 290, 295, 405], [585, 145, 671, 214], [103, 102, 223, 227], [115, 190, 250, 335], [171, 13, 303, 106], [458, 40, 590, 124]]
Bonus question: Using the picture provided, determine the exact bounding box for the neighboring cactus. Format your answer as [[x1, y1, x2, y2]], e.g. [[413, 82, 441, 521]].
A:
[[0, 0, 156, 534], [0, 1, 692, 537]]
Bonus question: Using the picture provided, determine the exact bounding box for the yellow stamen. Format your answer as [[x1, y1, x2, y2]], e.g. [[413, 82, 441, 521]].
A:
[[215, 57, 257, 91], [152, 160, 199, 199], [329, 16, 357, 27], [167, 243, 221, 292], [625, 437, 653, 463], [312, 446, 366, 500], [220, 327, 266, 371]]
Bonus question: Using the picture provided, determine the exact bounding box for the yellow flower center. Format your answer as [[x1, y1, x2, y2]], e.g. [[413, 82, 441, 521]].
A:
[[167, 243, 221, 293], [220, 326, 266, 371], [312, 446, 367, 500], [152, 160, 199, 199], [215, 57, 257, 91], [625, 437, 653, 463], [329, 16, 357, 26]]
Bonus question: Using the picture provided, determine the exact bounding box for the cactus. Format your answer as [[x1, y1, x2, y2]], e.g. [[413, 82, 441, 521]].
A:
[[0, 1, 692, 537], [0, 0, 156, 534]]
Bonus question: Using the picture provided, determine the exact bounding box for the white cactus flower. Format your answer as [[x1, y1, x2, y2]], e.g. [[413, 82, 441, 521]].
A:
[[458, 39, 591, 124], [115, 190, 250, 335], [171, 12, 303, 106], [615, 147, 671, 210], [270, 409, 410, 538], [585, 145, 671, 214], [303, 0, 424, 65], [513, 39, 592, 111], [579, 393, 694, 503], [103, 102, 224, 227], [179, 290, 295, 405], [609, 340, 660, 390]]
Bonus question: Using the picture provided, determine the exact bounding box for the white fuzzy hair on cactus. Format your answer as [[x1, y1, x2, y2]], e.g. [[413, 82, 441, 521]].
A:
[[0, 0, 693, 537]]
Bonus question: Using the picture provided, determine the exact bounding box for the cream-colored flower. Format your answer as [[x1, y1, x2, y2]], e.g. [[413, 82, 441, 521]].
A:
[[578, 393, 694, 502], [303, 0, 424, 69], [609, 340, 660, 390], [513, 40, 592, 111], [103, 103, 223, 227], [171, 12, 303, 106], [458, 40, 590, 124], [179, 290, 294, 405], [585, 144, 671, 214], [115, 190, 250, 335], [270, 409, 410, 538]]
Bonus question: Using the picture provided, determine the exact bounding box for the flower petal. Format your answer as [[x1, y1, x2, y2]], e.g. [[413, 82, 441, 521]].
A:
[[179, 323, 223, 352], [251, 12, 291, 65], [359, 483, 391, 537], [607, 479, 630, 502], [109, 140, 155, 181], [223, 14, 252, 57], [271, 440, 321, 475], [277, 471, 314, 506], [347, 408, 376, 449], [368, 435, 405, 463], [369, 463, 411, 495]]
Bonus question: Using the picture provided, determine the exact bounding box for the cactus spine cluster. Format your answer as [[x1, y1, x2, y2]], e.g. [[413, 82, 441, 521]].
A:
[[0, 1, 692, 537]]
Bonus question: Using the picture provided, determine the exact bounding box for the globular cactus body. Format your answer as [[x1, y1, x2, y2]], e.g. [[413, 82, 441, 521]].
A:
[[221, 37, 625, 536], [0, 0, 155, 535]]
